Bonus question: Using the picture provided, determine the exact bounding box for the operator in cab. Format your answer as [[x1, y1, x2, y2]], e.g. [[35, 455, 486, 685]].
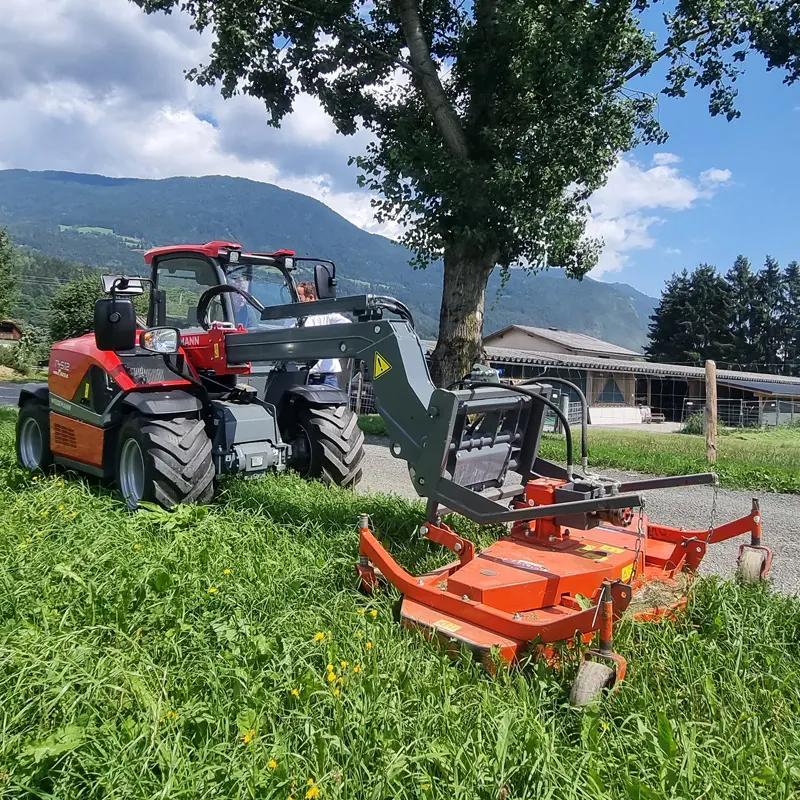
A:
[[290, 280, 351, 388], [227, 269, 261, 329]]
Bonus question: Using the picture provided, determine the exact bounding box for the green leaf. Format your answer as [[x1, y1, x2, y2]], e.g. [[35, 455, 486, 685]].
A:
[[22, 725, 86, 763], [656, 712, 677, 761]]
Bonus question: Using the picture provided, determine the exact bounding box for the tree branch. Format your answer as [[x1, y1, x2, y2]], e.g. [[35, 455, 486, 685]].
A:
[[623, 26, 714, 83], [395, 0, 471, 161], [276, 0, 417, 75]]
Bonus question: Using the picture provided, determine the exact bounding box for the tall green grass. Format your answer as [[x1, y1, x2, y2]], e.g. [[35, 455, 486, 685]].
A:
[[1, 408, 799, 798]]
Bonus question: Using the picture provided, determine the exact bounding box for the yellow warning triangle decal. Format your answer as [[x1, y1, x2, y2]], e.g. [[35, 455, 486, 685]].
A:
[[374, 351, 392, 379]]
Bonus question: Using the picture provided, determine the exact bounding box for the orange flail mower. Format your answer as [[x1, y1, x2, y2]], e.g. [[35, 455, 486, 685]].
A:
[[358, 471, 770, 704]]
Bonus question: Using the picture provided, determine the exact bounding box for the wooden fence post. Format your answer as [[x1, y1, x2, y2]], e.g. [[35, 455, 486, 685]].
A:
[[705, 359, 717, 464]]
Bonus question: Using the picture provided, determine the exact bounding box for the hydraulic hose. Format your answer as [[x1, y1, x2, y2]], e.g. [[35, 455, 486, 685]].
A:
[[370, 295, 415, 329], [521, 376, 589, 472], [460, 381, 574, 480]]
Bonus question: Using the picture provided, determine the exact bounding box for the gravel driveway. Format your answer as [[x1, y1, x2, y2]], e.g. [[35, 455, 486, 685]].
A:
[[358, 435, 800, 595]]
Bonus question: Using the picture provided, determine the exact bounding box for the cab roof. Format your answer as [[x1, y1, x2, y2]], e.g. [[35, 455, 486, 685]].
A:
[[143, 241, 296, 264]]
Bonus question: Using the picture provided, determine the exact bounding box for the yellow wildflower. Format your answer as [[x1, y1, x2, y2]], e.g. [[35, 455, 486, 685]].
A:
[[306, 780, 320, 799], [357, 608, 365, 616], [340, 660, 348, 669], [421, 783, 431, 790], [57, 481, 63, 486], [58, 505, 65, 511], [333, 688, 340, 696], [369, 609, 378, 618], [291, 688, 300, 697], [208, 586, 217, 594], [336, 677, 343, 685], [326, 663, 334, 672], [313, 632, 325, 642], [223, 568, 231, 575], [166, 710, 177, 719], [133, 543, 141, 550], [365, 641, 372, 649], [32, 476, 38, 481], [70, 511, 77, 518], [40, 511, 47, 516], [353, 664, 361, 673], [268, 759, 278, 770], [242, 728, 255, 744], [326, 672, 336, 683]]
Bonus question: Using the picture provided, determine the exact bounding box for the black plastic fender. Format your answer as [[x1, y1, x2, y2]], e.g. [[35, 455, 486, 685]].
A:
[[285, 384, 348, 407], [121, 390, 204, 417], [18, 383, 49, 407]]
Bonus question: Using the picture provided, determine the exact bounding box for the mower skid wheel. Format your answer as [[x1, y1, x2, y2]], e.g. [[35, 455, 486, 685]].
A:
[[737, 546, 770, 583], [569, 659, 618, 707]]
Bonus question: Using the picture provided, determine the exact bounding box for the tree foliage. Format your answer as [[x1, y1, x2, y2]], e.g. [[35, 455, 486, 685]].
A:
[[48, 275, 104, 343], [0, 229, 18, 321], [647, 255, 800, 375], [132, 0, 800, 384]]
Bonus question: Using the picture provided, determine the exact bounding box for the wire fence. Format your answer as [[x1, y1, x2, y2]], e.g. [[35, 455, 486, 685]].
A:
[[681, 397, 800, 428], [349, 374, 800, 433]]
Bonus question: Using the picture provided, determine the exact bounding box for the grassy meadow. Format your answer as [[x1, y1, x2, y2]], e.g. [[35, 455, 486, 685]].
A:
[[1, 407, 799, 798]]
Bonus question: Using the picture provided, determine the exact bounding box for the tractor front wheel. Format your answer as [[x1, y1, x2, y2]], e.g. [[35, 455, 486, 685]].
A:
[[288, 405, 365, 488], [16, 401, 53, 472], [115, 414, 214, 509]]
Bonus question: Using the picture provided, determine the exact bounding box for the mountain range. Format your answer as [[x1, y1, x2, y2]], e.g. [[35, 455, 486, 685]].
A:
[[0, 169, 656, 347]]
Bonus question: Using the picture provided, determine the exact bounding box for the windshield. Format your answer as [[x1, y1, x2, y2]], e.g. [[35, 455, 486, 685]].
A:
[[227, 264, 294, 330]]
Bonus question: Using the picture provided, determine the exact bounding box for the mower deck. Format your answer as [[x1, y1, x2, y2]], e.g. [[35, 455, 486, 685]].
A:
[[357, 484, 767, 666]]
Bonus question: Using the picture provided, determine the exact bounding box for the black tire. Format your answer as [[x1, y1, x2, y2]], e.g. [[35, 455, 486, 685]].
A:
[[115, 414, 214, 509], [289, 404, 365, 488], [16, 401, 53, 472], [569, 660, 616, 707]]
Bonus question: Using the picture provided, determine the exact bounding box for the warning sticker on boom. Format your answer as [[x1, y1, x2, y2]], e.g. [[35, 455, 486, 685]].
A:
[[374, 351, 392, 378]]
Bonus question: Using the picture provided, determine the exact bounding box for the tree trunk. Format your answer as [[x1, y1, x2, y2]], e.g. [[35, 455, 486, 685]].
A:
[[429, 241, 496, 387]]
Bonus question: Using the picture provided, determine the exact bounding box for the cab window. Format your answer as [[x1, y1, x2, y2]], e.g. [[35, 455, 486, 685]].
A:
[[155, 256, 225, 329], [227, 264, 294, 330]]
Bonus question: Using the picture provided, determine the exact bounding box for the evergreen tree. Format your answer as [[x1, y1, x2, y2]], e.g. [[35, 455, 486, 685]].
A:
[[647, 265, 733, 365], [752, 256, 784, 373], [725, 255, 758, 369], [781, 260, 800, 376], [689, 265, 734, 363], [646, 270, 697, 363]]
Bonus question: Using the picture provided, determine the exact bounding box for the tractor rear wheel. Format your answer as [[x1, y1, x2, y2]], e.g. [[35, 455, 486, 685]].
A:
[[115, 414, 214, 509], [289, 405, 365, 488], [16, 401, 53, 472]]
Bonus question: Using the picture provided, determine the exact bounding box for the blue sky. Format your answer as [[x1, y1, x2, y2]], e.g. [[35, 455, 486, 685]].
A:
[[618, 56, 800, 296], [0, 0, 797, 300]]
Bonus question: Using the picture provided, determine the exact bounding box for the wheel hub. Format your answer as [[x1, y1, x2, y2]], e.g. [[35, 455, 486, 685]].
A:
[[119, 437, 146, 508], [19, 417, 43, 469]]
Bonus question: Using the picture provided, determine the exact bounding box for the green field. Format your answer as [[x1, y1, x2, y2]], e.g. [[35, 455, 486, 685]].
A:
[[358, 416, 800, 493], [1, 407, 800, 798]]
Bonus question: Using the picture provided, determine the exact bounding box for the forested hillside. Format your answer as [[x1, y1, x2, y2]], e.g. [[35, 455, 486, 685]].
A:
[[0, 169, 656, 346]]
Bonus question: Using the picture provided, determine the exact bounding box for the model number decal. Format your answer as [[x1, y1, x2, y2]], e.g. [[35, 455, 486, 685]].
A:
[[52, 359, 70, 379]]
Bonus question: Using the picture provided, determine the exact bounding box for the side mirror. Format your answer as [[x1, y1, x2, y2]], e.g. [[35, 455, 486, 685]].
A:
[[314, 263, 337, 300], [101, 275, 146, 295], [139, 327, 180, 354], [94, 297, 137, 352]]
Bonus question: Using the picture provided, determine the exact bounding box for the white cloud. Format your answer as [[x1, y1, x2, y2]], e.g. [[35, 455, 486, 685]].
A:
[[653, 152, 681, 166], [587, 157, 732, 277], [699, 167, 732, 185], [0, 0, 387, 235]]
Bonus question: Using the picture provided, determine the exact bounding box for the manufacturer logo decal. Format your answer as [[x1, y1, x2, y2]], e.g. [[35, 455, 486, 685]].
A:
[[373, 351, 392, 378], [433, 619, 461, 633]]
